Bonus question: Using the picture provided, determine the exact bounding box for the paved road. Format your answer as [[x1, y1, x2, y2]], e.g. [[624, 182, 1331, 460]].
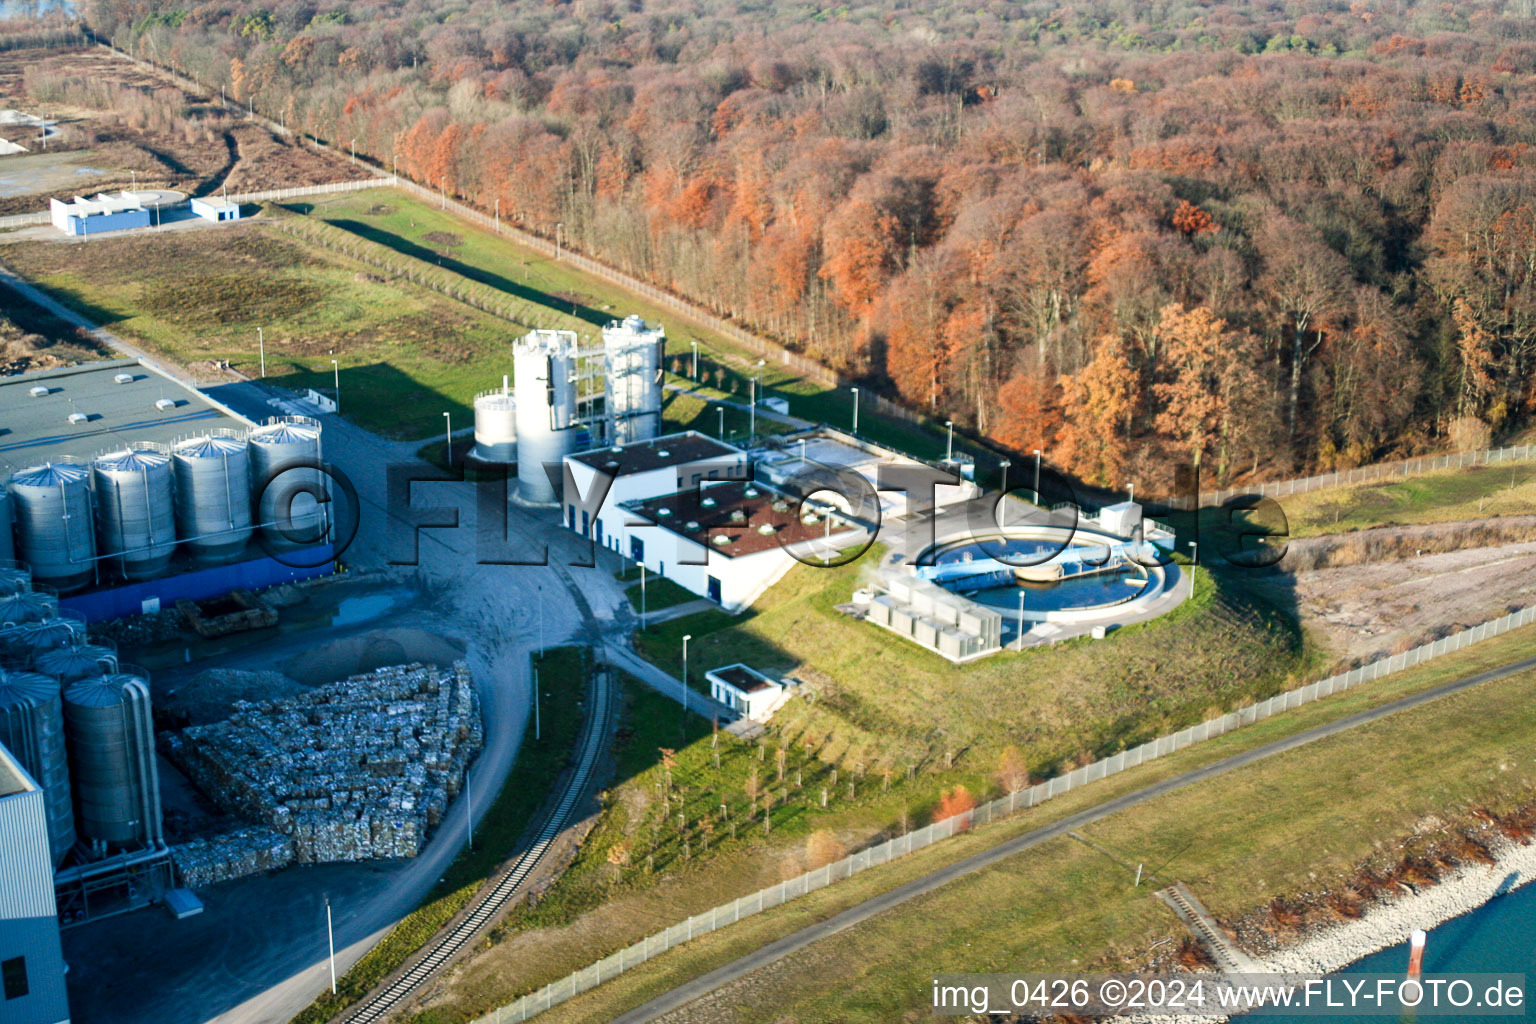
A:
[[611, 651, 1536, 1023]]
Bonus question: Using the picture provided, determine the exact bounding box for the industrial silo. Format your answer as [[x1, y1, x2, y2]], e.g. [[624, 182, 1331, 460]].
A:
[[602, 314, 665, 444], [0, 666, 75, 864], [0, 588, 57, 627], [513, 330, 582, 505], [0, 480, 14, 564], [0, 561, 31, 597], [35, 642, 118, 684], [9, 461, 96, 592], [2, 615, 87, 664], [63, 669, 161, 848], [473, 380, 518, 462], [93, 443, 177, 580], [172, 430, 254, 564], [249, 417, 327, 547]]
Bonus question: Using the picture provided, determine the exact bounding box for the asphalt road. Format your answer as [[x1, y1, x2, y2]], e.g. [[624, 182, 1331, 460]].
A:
[[611, 651, 1536, 1023]]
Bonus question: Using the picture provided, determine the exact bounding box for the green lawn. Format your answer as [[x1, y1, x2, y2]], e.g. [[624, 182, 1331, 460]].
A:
[[293, 647, 589, 1024], [624, 576, 699, 614], [1274, 459, 1536, 537], [411, 616, 1536, 1024], [684, 644, 1536, 1023], [633, 548, 1313, 780], [2, 223, 513, 440]]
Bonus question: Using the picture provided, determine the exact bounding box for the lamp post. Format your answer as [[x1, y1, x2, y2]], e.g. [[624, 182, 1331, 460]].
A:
[[1033, 449, 1043, 496], [494, 197, 500, 233], [555, 221, 564, 259], [443, 411, 452, 464], [999, 458, 1011, 495], [681, 633, 692, 724], [349, 137, 355, 163], [1015, 590, 1026, 650], [945, 420, 954, 462], [691, 341, 699, 380], [748, 359, 764, 440], [850, 386, 860, 434], [258, 326, 265, 378], [325, 896, 337, 994], [330, 359, 339, 414], [1190, 541, 1198, 598], [717, 405, 725, 439], [640, 562, 648, 630]]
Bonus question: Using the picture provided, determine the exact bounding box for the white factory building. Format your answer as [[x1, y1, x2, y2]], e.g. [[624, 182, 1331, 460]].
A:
[[563, 432, 866, 611]]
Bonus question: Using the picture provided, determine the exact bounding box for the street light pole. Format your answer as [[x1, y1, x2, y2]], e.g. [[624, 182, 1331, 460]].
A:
[[443, 411, 452, 464], [1015, 590, 1026, 650], [681, 633, 692, 726], [850, 386, 859, 434], [1033, 449, 1042, 496], [1190, 541, 1199, 598], [717, 405, 725, 439], [331, 359, 339, 414], [325, 896, 337, 994], [691, 341, 699, 380], [945, 420, 954, 462], [640, 562, 647, 630], [999, 458, 1011, 495], [749, 378, 757, 440], [258, 326, 265, 378], [494, 197, 500, 233], [555, 221, 564, 259]]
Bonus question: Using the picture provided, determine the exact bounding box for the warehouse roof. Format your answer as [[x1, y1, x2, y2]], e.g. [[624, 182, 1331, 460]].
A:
[[623, 479, 857, 558], [0, 359, 252, 477], [570, 431, 741, 477]]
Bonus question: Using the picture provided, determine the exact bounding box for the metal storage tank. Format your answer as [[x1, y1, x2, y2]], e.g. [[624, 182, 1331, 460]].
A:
[[2, 615, 86, 663], [249, 418, 326, 546], [513, 330, 582, 505], [0, 561, 31, 597], [0, 666, 74, 864], [9, 461, 96, 592], [93, 443, 177, 579], [63, 670, 161, 848], [172, 430, 254, 564], [472, 382, 518, 462], [0, 588, 56, 627], [0, 481, 13, 564], [602, 314, 665, 444], [35, 642, 117, 684]]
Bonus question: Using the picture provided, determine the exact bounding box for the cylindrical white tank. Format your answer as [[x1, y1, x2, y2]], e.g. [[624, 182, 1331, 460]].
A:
[[249, 418, 326, 548], [514, 330, 582, 505], [173, 431, 254, 564], [9, 461, 95, 592], [2, 615, 87, 664], [93, 443, 177, 580], [473, 387, 518, 463], [0, 666, 74, 865], [64, 669, 161, 848], [603, 314, 665, 444]]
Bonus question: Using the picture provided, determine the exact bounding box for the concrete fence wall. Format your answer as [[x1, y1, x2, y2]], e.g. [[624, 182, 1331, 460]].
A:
[[0, 212, 49, 229], [469, 602, 1536, 1023], [228, 178, 385, 204]]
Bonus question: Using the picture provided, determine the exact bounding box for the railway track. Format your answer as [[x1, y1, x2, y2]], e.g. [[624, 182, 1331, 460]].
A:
[[340, 647, 614, 1024]]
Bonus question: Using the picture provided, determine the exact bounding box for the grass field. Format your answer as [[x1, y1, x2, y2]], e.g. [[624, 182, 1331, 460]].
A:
[[2, 224, 512, 439], [293, 646, 589, 1024], [633, 549, 1313, 779], [1275, 459, 1536, 537], [625, 576, 698, 614], [294, 190, 973, 466], [413, 616, 1536, 1024]]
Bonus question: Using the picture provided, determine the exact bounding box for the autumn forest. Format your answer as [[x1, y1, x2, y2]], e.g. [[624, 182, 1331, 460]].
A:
[[70, 0, 1536, 487]]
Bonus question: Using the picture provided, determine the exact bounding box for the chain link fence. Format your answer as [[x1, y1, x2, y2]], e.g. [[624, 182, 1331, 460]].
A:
[[468, 602, 1536, 1023], [1203, 444, 1536, 507]]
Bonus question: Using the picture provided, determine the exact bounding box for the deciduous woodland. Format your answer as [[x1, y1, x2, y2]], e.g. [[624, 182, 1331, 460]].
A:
[[66, 0, 1536, 485]]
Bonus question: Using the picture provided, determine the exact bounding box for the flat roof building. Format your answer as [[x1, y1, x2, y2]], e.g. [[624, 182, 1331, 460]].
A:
[[189, 196, 242, 223], [705, 664, 786, 721], [0, 358, 251, 476], [0, 742, 71, 1024]]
